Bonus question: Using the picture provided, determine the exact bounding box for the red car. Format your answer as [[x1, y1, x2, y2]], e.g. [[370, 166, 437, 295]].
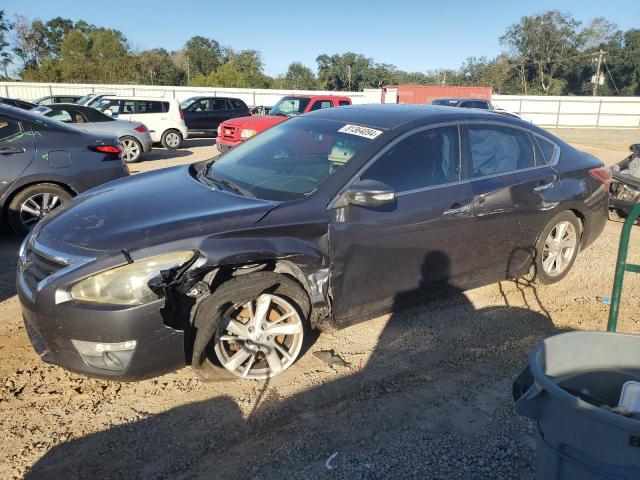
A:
[[215, 94, 352, 152]]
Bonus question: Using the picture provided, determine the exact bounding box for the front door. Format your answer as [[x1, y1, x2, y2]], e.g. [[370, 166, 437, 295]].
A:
[[329, 125, 477, 323], [0, 113, 36, 199]]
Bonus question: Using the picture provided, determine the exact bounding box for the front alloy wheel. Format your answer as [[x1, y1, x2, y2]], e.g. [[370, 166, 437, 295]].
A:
[[214, 294, 305, 379]]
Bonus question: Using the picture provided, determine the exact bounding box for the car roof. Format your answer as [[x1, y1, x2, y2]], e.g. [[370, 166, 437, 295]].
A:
[[432, 97, 490, 102], [102, 96, 177, 102], [304, 103, 516, 130], [283, 94, 351, 101]]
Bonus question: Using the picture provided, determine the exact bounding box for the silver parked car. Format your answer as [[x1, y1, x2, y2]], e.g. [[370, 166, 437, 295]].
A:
[[32, 103, 153, 163]]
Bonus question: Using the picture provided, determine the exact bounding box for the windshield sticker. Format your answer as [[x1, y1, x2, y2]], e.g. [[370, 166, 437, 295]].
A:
[[338, 124, 383, 140]]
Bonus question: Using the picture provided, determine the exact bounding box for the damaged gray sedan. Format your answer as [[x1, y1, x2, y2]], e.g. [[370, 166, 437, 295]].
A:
[[17, 105, 609, 380]]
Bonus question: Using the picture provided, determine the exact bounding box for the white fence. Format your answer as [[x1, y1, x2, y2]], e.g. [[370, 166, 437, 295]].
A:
[[0, 81, 371, 107], [1, 81, 638, 129], [492, 95, 640, 129]]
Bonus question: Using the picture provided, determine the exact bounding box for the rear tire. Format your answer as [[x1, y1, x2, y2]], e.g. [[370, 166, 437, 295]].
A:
[[530, 211, 582, 284], [7, 184, 72, 237], [161, 129, 183, 150], [119, 136, 143, 163], [191, 272, 310, 381]]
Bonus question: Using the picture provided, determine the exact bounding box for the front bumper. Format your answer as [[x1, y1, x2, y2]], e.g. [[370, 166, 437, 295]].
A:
[[216, 138, 242, 149], [17, 237, 187, 381]]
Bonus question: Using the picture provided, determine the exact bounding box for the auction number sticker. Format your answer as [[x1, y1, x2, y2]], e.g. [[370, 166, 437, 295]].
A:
[[338, 124, 383, 140]]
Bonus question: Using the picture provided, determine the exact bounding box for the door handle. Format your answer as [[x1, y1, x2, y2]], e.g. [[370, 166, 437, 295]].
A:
[[443, 204, 471, 216], [0, 147, 25, 155], [534, 183, 553, 192]]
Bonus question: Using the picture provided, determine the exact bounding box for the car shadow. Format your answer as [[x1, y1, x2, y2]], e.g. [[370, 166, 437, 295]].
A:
[[0, 231, 21, 303], [25, 250, 564, 479]]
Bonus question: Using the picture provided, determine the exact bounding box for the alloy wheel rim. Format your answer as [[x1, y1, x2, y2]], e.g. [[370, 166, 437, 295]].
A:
[[214, 293, 304, 379], [542, 221, 577, 277], [166, 133, 180, 147], [120, 139, 140, 162], [20, 193, 63, 230]]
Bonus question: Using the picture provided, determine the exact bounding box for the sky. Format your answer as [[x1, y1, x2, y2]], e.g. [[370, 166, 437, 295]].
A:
[[4, 0, 639, 76]]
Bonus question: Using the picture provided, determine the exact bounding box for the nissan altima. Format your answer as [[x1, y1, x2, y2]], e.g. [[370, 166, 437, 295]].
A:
[[17, 104, 609, 381]]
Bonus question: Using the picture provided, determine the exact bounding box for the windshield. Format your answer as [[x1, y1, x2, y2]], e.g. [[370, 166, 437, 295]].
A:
[[269, 97, 310, 117], [76, 94, 93, 105], [31, 106, 50, 115], [206, 117, 381, 201], [180, 97, 197, 110]]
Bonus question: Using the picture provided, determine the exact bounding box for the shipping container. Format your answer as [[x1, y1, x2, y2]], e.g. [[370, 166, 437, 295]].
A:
[[383, 85, 493, 104]]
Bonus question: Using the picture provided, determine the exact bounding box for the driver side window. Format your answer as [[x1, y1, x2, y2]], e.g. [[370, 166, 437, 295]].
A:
[[361, 126, 461, 192]]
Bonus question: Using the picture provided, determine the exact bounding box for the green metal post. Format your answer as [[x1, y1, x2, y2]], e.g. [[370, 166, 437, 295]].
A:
[[608, 202, 640, 332]]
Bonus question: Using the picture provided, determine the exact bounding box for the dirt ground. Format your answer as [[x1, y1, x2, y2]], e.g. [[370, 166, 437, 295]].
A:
[[0, 129, 639, 479]]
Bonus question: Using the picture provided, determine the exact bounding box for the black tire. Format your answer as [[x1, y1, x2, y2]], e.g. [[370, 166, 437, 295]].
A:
[[7, 183, 72, 237], [530, 211, 582, 284], [161, 129, 183, 150], [119, 136, 143, 163], [191, 272, 310, 381]]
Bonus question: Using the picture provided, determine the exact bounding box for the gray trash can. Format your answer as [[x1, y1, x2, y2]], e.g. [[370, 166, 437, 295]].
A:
[[513, 331, 640, 480]]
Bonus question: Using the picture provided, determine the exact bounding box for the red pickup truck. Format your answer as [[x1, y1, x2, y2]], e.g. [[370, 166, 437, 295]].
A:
[[215, 94, 352, 152]]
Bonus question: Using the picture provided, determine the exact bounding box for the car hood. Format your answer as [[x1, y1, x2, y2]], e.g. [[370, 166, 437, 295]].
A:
[[222, 114, 287, 130], [37, 165, 278, 252]]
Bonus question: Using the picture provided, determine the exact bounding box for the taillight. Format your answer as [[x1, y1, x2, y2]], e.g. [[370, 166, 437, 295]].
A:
[[134, 124, 148, 133], [179, 107, 184, 120], [90, 145, 122, 154], [589, 167, 612, 189]]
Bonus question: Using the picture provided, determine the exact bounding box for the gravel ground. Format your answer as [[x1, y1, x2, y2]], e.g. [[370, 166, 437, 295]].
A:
[[0, 129, 638, 479]]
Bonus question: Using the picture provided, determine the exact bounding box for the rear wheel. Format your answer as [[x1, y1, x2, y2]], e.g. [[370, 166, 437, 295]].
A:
[[161, 129, 182, 150], [191, 272, 310, 381], [7, 184, 72, 236], [531, 211, 582, 284], [119, 136, 143, 163]]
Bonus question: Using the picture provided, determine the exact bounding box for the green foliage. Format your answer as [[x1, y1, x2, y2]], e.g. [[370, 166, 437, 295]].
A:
[[278, 62, 318, 90], [185, 36, 223, 77], [0, 10, 12, 78]]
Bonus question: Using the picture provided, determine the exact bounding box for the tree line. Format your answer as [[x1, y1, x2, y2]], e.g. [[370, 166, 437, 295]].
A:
[[0, 10, 638, 95]]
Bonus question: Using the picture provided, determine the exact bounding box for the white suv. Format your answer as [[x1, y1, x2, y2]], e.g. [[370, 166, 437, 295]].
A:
[[96, 96, 188, 149]]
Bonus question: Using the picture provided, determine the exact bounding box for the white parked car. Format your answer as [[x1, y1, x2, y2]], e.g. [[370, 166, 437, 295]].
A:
[[95, 96, 188, 149]]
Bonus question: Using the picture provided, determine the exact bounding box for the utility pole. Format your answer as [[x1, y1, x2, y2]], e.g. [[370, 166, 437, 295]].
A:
[[592, 49, 606, 96]]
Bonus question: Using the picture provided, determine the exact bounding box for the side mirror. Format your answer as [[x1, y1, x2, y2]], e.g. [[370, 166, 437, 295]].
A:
[[335, 179, 396, 208]]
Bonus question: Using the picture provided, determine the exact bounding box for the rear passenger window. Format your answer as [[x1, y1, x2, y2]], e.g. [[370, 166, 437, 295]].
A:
[[229, 99, 246, 110], [533, 135, 558, 165], [120, 100, 136, 114], [49, 110, 73, 123], [361, 126, 460, 192], [211, 99, 228, 111], [136, 101, 164, 114], [468, 125, 535, 178], [0, 117, 23, 141], [310, 100, 333, 111]]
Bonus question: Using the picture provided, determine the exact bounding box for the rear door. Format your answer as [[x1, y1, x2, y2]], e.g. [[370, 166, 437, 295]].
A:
[[463, 123, 559, 279], [130, 100, 166, 140], [329, 124, 477, 323], [0, 113, 36, 200]]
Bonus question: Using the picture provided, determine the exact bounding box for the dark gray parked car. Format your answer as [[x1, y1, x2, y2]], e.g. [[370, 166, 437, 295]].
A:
[[0, 105, 129, 235], [18, 105, 608, 381]]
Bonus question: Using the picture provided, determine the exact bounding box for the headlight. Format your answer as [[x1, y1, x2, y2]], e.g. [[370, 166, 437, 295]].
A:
[[240, 129, 257, 139], [70, 251, 196, 306]]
